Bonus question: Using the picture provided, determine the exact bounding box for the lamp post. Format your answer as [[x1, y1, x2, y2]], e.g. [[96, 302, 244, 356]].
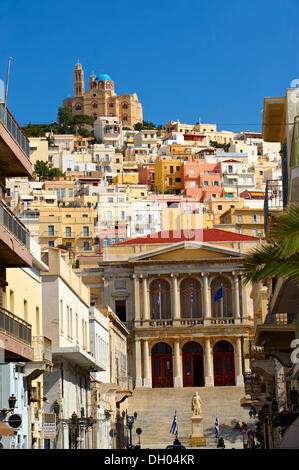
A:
[[0, 394, 17, 416]]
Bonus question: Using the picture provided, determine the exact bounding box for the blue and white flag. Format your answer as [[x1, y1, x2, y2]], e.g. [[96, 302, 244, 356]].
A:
[[213, 286, 223, 302], [215, 416, 219, 438], [157, 283, 161, 306], [170, 410, 178, 437]]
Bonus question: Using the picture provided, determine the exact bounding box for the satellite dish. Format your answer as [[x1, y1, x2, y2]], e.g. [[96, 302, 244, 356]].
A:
[[8, 414, 22, 429]]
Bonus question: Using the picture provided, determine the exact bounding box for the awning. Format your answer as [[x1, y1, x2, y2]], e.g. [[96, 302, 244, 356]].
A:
[[250, 192, 265, 197], [0, 421, 14, 436]]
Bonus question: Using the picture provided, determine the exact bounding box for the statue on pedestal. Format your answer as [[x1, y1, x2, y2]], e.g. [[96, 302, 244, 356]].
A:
[[192, 392, 203, 417]]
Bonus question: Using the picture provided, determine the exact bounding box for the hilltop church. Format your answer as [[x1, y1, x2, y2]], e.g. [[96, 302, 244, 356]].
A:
[[62, 61, 143, 127]]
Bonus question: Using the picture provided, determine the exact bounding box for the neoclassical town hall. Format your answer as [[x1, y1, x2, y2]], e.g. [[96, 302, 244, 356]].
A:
[[79, 229, 256, 389], [63, 61, 143, 127]]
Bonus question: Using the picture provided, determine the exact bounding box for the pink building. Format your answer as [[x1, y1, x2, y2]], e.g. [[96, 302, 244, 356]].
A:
[[138, 164, 155, 191], [182, 160, 222, 201]]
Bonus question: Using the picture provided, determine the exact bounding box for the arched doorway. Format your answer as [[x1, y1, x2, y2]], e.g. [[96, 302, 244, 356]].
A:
[[213, 341, 235, 386], [151, 342, 173, 388], [182, 341, 204, 387]]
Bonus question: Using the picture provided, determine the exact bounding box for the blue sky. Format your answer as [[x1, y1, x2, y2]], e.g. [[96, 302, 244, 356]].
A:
[[1, 0, 299, 132]]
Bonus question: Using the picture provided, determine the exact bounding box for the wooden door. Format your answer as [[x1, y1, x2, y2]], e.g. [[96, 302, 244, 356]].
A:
[[213, 352, 235, 386], [183, 353, 204, 387], [152, 354, 173, 388]]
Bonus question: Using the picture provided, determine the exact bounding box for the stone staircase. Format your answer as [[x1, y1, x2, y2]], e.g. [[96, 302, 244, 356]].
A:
[[127, 386, 256, 449]]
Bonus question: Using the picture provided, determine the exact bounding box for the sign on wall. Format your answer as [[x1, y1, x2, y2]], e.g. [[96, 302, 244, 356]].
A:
[[43, 413, 56, 439]]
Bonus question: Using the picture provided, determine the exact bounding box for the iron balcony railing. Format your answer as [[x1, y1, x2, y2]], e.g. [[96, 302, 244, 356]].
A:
[[0, 306, 32, 345], [31, 336, 52, 363], [264, 179, 283, 233], [0, 200, 30, 249], [0, 102, 30, 158]]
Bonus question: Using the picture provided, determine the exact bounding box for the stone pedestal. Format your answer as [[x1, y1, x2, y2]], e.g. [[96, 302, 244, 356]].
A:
[[189, 415, 206, 447]]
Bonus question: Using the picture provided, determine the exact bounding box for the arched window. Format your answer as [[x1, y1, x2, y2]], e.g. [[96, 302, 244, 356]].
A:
[[182, 341, 203, 354], [210, 277, 232, 317], [122, 103, 128, 109], [75, 104, 82, 111], [109, 102, 114, 108], [180, 278, 201, 318], [98, 81, 104, 89], [92, 102, 98, 109], [152, 342, 172, 354], [150, 279, 171, 319], [213, 340, 234, 353], [106, 81, 111, 89]]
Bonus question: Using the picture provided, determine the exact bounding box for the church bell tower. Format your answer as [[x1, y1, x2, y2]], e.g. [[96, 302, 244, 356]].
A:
[[74, 61, 85, 97]]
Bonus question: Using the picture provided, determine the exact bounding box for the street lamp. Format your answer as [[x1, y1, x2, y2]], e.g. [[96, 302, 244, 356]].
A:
[[1, 394, 17, 416]]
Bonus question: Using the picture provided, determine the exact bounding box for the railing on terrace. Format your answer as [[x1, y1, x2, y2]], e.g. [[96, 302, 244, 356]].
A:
[[0, 200, 30, 248], [264, 179, 283, 233], [266, 312, 296, 325], [31, 336, 52, 363], [290, 115, 299, 168], [0, 103, 30, 158], [0, 306, 32, 345]]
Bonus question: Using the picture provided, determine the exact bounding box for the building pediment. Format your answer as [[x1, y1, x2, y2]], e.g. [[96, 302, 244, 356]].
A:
[[129, 241, 243, 262]]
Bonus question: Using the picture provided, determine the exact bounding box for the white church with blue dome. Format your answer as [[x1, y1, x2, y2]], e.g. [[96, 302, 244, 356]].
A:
[[63, 61, 143, 127]]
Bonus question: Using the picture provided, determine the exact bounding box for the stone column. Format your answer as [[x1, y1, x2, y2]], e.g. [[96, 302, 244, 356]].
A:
[[171, 274, 180, 321], [173, 339, 182, 387], [204, 338, 214, 386], [142, 276, 150, 321], [133, 275, 140, 325], [143, 340, 152, 387], [202, 274, 211, 323], [233, 275, 240, 323], [135, 339, 142, 387], [234, 338, 244, 386]]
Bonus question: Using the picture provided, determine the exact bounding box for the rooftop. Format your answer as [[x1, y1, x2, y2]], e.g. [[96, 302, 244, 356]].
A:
[[114, 228, 259, 245]]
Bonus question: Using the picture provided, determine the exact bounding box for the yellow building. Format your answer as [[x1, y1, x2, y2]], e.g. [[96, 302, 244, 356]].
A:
[[39, 204, 97, 255], [154, 157, 183, 194], [111, 173, 139, 185], [249, 157, 278, 189], [44, 179, 77, 202], [208, 197, 245, 224], [29, 137, 49, 166], [217, 207, 265, 237]]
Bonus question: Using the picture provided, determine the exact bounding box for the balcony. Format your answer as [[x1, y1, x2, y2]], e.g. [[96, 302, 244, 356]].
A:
[[264, 179, 284, 233], [0, 103, 32, 177], [0, 306, 34, 361], [24, 336, 53, 380], [0, 200, 32, 267], [116, 376, 133, 403], [243, 372, 266, 395], [255, 312, 295, 352]]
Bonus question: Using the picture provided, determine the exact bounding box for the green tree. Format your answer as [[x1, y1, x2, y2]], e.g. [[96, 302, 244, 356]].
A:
[[58, 106, 74, 132], [48, 168, 63, 179], [77, 127, 93, 138], [242, 205, 299, 285], [73, 114, 94, 126], [34, 160, 50, 180], [134, 122, 143, 131]]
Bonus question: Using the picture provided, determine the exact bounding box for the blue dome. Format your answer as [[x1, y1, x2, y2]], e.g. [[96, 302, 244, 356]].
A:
[[96, 73, 112, 82]]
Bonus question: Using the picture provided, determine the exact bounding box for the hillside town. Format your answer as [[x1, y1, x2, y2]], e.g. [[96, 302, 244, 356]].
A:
[[0, 60, 298, 451]]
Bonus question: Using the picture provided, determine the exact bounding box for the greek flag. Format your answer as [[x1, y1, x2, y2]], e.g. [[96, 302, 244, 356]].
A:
[[170, 410, 178, 437], [213, 287, 223, 302], [215, 416, 219, 438], [157, 284, 161, 306]]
